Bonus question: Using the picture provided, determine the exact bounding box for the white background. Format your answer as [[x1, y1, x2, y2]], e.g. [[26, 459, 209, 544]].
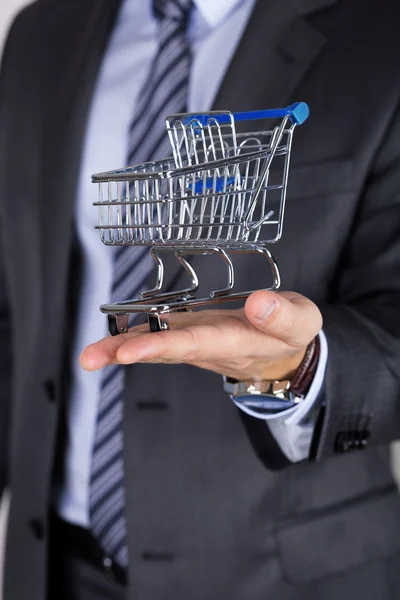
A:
[[0, 0, 400, 596], [0, 0, 31, 55]]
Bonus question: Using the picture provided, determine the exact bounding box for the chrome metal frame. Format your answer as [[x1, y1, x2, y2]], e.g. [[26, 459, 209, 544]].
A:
[[100, 245, 280, 334], [92, 109, 299, 333]]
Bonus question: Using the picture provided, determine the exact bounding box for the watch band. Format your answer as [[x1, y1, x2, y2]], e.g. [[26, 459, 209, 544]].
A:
[[289, 335, 320, 397]]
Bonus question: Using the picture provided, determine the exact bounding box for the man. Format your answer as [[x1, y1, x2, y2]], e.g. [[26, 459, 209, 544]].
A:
[[0, 0, 400, 599]]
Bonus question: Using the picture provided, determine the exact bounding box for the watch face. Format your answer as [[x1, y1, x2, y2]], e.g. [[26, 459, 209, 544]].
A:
[[225, 377, 291, 398]]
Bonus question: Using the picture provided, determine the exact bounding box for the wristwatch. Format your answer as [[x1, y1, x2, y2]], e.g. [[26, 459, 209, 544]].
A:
[[223, 335, 320, 413]]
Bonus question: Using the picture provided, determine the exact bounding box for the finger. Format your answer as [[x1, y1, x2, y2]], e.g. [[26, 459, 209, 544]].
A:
[[116, 324, 216, 364], [80, 332, 134, 370], [79, 311, 241, 370], [116, 319, 247, 365], [244, 290, 322, 347]]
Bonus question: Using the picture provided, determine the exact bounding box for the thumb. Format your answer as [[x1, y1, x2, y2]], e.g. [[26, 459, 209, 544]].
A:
[[244, 290, 322, 347]]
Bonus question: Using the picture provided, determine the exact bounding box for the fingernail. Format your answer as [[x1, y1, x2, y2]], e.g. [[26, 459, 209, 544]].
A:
[[256, 298, 276, 321]]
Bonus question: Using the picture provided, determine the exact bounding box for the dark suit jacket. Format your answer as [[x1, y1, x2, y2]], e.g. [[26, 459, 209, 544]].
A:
[[1, 0, 400, 598]]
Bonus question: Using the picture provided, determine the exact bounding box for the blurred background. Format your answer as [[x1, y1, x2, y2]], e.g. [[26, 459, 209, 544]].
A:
[[0, 1, 399, 598]]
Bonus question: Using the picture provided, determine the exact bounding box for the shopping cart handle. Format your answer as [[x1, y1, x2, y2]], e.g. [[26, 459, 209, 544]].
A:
[[184, 102, 309, 127], [233, 102, 309, 125]]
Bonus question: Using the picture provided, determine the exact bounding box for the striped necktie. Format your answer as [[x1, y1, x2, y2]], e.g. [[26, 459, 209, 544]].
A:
[[89, 0, 194, 568]]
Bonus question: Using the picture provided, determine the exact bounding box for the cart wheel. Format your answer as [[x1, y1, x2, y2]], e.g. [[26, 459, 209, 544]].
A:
[[108, 315, 119, 336], [147, 312, 170, 332], [108, 314, 129, 336]]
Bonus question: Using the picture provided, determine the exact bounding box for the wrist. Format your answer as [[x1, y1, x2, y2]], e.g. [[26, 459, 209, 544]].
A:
[[258, 346, 308, 381], [224, 335, 320, 405]]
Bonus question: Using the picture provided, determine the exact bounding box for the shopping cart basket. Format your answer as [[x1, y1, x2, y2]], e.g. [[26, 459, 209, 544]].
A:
[[92, 102, 309, 334]]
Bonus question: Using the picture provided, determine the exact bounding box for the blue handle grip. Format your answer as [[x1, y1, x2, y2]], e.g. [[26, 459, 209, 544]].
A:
[[184, 102, 309, 127]]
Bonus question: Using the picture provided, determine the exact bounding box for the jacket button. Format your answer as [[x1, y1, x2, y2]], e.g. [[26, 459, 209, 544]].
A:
[[334, 430, 370, 453], [29, 518, 45, 540], [334, 432, 351, 453], [43, 379, 56, 403], [355, 430, 370, 449]]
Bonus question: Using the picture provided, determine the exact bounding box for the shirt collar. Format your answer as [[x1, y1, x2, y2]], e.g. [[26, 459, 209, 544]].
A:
[[194, 0, 249, 28]]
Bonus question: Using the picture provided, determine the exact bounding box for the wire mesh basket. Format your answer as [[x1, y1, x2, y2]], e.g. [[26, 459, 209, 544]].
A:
[[92, 102, 309, 333]]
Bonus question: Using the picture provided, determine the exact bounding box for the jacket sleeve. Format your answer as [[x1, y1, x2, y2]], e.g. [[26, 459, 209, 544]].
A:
[[311, 104, 400, 461], [0, 257, 12, 498], [0, 8, 28, 496]]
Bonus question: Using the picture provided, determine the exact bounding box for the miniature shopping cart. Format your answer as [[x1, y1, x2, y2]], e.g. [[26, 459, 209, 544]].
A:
[[92, 102, 309, 334]]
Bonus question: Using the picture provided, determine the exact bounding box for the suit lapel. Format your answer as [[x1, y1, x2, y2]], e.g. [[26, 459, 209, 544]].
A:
[[158, 0, 334, 297], [39, 0, 121, 354], [214, 0, 330, 111]]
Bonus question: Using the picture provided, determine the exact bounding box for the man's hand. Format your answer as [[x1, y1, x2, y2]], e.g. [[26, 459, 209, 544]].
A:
[[80, 290, 323, 381]]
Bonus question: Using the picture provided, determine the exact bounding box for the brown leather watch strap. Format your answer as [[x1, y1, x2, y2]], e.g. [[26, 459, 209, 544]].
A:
[[289, 335, 320, 397]]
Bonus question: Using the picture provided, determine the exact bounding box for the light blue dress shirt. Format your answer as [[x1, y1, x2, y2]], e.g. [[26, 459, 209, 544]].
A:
[[57, 0, 328, 529]]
